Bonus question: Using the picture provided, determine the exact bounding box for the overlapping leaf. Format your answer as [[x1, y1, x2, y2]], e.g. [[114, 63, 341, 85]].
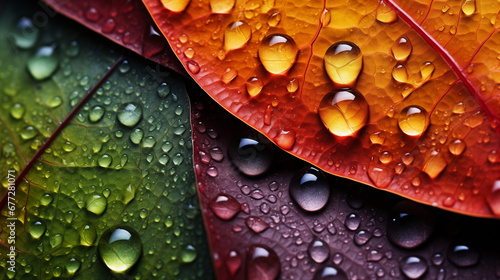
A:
[[0, 2, 212, 279], [143, 0, 500, 217]]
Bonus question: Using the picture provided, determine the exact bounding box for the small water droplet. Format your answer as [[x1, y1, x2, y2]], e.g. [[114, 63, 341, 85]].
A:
[[245, 216, 269, 233], [210, 0, 235, 13], [400, 256, 428, 279], [129, 128, 144, 145], [398, 106, 429, 136], [28, 220, 45, 239], [80, 223, 97, 246], [488, 150, 499, 163], [224, 21, 252, 51], [287, 78, 299, 93], [290, 166, 330, 212], [447, 243, 480, 267], [448, 139, 466, 156], [387, 201, 435, 248], [10, 103, 25, 119], [27, 44, 59, 80], [345, 213, 361, 230], [392, 37, 412, 61], [89, 105, 105, 123], [226, 250, 242, 276], [319, 88, 369, 137], [228, 134, 273, 176], [247, 245, 280, 280], [117, 102, 142, 127], [98, 154, 112, 168], [449, 25, 457, 35], [422, 151, 447, 179], [379, 151, 393, 164], [267, 12, 282, 26], [314, 266, 348, 280], [420, 61, 435, 81], [376, 0, 398, 23], [246, 77, 264, 97], [98, 225, 142, 272], [221, 67, 238, 84], [461, 0, 475, 16], [183, 47, 195, 59], [487, 181, 500, 217], [20, 126, 37, 140], [402, 152, 414, 165], [40, 193, 53, 206], [66, 258, 81, 275], [85, 7, 100, 21], [321, 9, 331, 25], [161, 0, 190, 12], [209, 194, 241, 220], [187, 60, 200, 74], [368, 165, 393, 188], [392, 64, 408, 83], [259, 34, 298, 74], [354, 230, 372, 246], [308, 239, 330, 263], [181, 244, 197, 263], [102, 18, 116, 33], [10, 17, 39, 49], [324, 41, 362, 86], [157, 82, 171, 98], [274, 129, 295, 150]]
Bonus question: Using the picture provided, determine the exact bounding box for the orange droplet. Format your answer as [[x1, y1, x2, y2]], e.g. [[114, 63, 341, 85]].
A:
[[258, 34, 298, 75], [367, 165, 393, 188], [391, 37, 412, 61], [184, 48, 195, 59], [402, 152, 414, 165], [287, 79, 299, 93], [319, 89, 369, 137], [448, 139, 466, 156], [224, 21, 252, 51], [187, 60, 200, 74], [461, 0, 475, 16], [274, 129, 295, 150], [398, 106, 429, 136], [422, 151, 447, 179], [321, 9, 331, 26], [221, 67, 238, 84], [267, 12, 281, 27], [464, 111, 484, 128], [161, 0, 190, 12], [392, 64, 408, 83], [379, 151, 393, 164], [420, 61, 435, 81], [210, 0, 235, 13], [487, 181, 500, 217], [246, 77, 263, 97], [488, 150, 499, 163], [376, 0, 398, 23], [324, 41, 363, 87]]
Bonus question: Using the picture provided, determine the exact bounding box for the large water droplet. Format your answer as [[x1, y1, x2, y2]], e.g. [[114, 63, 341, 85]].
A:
[[308, 239, 330, 263], [227, 134, 273, 176], [392, 64, 408, 83], [258, 34, 298, 75], [487, 180, 500, 217], [28, 220, 45, 239], [289, 166, 330, 212], [398, 106, 428, 136], [247, 245, 280, 280], [117, 102, 142, 127], [314, 266, 348, 280], [447, 243, 480, 267], [27, 44, 59, 80], [324, 41, 362, 87], [181, 244, 197, 263], [66, 258, 81, 275], [224, 21, 252, 51], [210, 0, 235, 13], [246, 76, 263, 97], [387, 201, 435, 248], [461, 0, 475, 16], [392, 37, 412, 61], [448, 139, 466, 156], [319, 88, 369, 137], [11, 17, 39, 49], [345, 213, 361, 230], [10, 103, 25, 119], [85, 194, 107, 215], [400, 256, 428, 279], [161, 0, 190, 12], [98, 154, 112, 168], [98, 226, 142, 272], [130, 128, 144, 145], [376, 0, 398, 23], [209, 193, 241, 220]]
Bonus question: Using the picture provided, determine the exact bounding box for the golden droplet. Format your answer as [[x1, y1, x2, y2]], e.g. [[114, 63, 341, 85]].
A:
[[461, 0, 475, 16], [392, 64, 408, 83], [487, 181, 500, 217], [452, 102, 465, 114], [221, 67, 238, 84], [464, 110, 484, 128], [391, 37, 412, 61], [319, 88, 369, 137], [420, 61, 435, 81], [224, 21, 252, 51], [379, 151, 393, 164], [183, 48, 195, 59], [258, 34, 298, 75], [398, 106, 429, 136], [210, 0, 235, 13], [267, 12, 281, 27], [321, 9, 331, 26], [422, 151, 447, 179], [448, 139, 466, 156], [402, 152, 414, 165], [324, 41, 363, 87], [287, 79, 299, 93], [488, 150, 499, 163], [376, 1, 398, 23], [449, 26, 457, 35], [246, 77, 263, 97], [161, 0, 190, 12]]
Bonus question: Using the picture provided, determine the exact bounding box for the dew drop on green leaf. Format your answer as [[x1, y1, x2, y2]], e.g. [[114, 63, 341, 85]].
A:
[[85, 194, 107, 215], [40, 193, 53, 206], [80, 223, 97, 246], [62, 141, 76, 152], [66, 258, 81, 275], [66, 40, 79, 57], [48, 96, 62, 108], [181, 245, 197, 263], [161, 141, 173, 153], [98, 225, 142, 273], [98, 154, 112, 167], [28, 220, 46, 239], [157, 82, 170, 98], [10, 103, 25, 119], [117, 102, 142, 127], [173, 153, 184, 165], [50, 233, 63, 248], [142, 136, 156, 148], [130, 128, 144, 144], [89, 105, 105, 122], [20, 125, 37, 140], [10, 17, 39, 49], [27, 44, 59, 80], [159, 154, 170, 165], [119, 60, 131, 73]]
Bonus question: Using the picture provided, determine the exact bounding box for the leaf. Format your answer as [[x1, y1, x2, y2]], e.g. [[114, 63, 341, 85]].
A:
[[143, 0, 500, 218], [42, 0, 186, 75], [190, 83, 500, 280], [0, 2, 212, 279]]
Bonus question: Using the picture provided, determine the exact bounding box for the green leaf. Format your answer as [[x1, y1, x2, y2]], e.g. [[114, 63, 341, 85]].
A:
[[0, 2, 213, 279]]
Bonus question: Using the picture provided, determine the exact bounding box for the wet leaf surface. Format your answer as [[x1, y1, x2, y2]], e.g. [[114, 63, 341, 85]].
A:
[[190, 83, 500, 280], [143, 0, 500, 217], [0, 2, 212, 279]]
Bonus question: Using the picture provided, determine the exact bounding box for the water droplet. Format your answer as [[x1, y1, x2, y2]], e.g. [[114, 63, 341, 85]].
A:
[[402, 152, 414, 165], [28, 220, 45, 239], [246, 77, 264, 97], [181, 244, 197, 263], [130, 128, 144, 145], [224, 21, 252, 51], [274, 129, 295, 150], [392, 64, 408, 83], [222, 67, 238, 84], [66, 258, 81, 275], [308, 239, 330, 263], [259, 34, 298, 75], [80, 223, 97, 246], [449, 26, 457, 35], [400, 256, 428, 279], [398, 106, 429, 136], [392, 37, 412, 61], [314, 266, 348, 280], [488, 150, 499, 163], [246, 245, 280, 280], [422, 151, 447, 179], [354, 230, 372, 246], [157, 82, 170, 98], [379, 151, 393, 164], [20, 126, 37, 140], [10, 17, 39, 49], [461, 0, 475, 16], [226, 250, 242, 276], [345, 213, 361, 230], [228, 134, 273, 176], [89, 105, 105, 123], [10, 103, 25, 119], [98, 154, 112, 168], [118, 60, 130, 73], [324, 41, 362, 86], [160, 0, 190, 12], [376, 0, 398, 23], [209, 193, 241, 220], [210, 0, 235, 13], [117, 102, 142, 127], [183, 47, 195, 59], [321, 9, 331, 25], [98, 225, 142, 272], [86, 194, 107, 215], [245, 216, 269, 233], [448, 139, 466, 156], [267, 12, 281, 26], [368, 165, 393, 188], [40, 193, 53, 206], [319, 88, 369, 137], [102, 18, 116, 33], [420, 61, 435, 81], [85, 7, 100, 21], [387, 201, 435, 248], [487, 180, 500, 216], [447, 243, 480, 267], [287, 78, 299, 93], [27, 44, 59, 80], [289, 166, 330, 212], [187, 60, 200, 74]]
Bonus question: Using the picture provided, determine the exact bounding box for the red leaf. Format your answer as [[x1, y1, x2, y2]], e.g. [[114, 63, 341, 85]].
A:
[[144, 0, 500, 217]]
